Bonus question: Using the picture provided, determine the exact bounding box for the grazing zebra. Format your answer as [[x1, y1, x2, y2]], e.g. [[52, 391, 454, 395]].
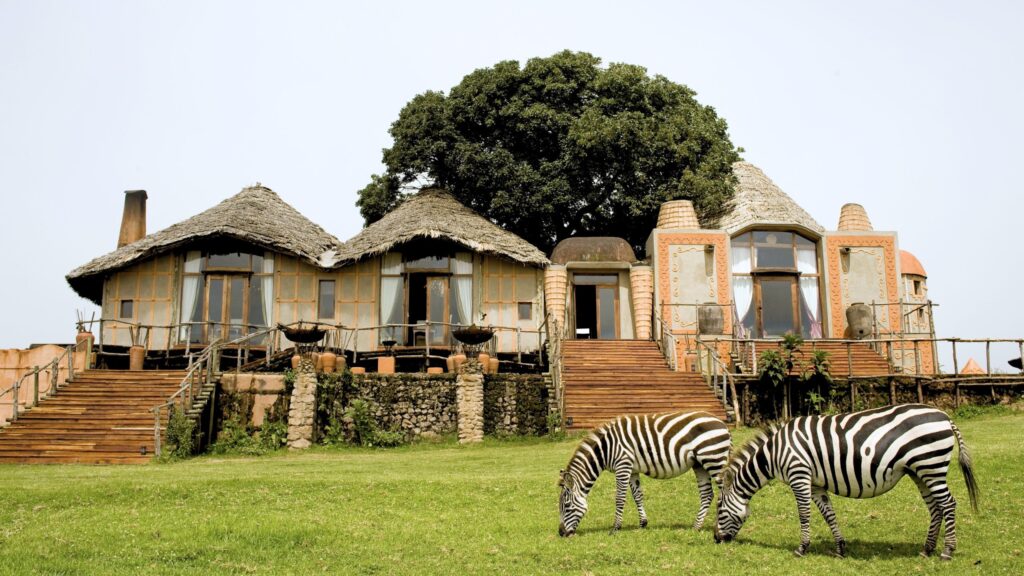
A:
[[714, 404, 980, 560], [558, 411, 731, 537]]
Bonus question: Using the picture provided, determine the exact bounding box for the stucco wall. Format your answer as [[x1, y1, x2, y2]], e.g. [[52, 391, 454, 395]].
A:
[[823, 233, 901, 338], [0, 344, 88, 426]]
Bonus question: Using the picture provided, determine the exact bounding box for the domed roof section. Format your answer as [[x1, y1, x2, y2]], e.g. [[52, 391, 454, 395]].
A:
[[550, 237, 636, 265], [67, 185, 342, 304], [334, 188, 548, 267], [713, 162, 824, 237], [900, 250, 927, 277]]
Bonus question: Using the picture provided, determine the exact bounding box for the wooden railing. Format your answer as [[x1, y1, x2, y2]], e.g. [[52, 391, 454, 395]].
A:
[[0, 339, 90, 426], [150, 325, 279, 457], [693, 338, 741, 424]]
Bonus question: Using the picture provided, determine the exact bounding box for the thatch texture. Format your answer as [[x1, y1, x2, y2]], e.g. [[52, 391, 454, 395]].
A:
[[67, 185, 341, 304], [333, 189, 548, 267], [712, 162, 825, 236]]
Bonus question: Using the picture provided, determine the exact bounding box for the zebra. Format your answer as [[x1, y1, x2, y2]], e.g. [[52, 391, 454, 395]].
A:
[[558, 411, 732, 537], [714, 404, 980, 560]]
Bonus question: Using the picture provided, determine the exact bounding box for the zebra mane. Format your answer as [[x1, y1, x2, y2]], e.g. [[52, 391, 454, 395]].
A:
[[723, 424, 778, 488]]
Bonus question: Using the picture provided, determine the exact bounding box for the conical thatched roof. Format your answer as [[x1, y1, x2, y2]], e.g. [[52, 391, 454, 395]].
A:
[[713, 162, 825, 236], [333, 188, 548, 267], [67, 185, 341, 304]]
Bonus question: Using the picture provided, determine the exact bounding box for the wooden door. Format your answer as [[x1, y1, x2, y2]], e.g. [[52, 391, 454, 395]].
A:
[[204, 275, 249, 343], [756, 276, 799, 338]]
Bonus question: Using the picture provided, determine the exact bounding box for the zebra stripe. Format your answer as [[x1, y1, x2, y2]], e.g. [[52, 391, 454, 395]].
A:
[[558, 411, 731, 536], [714, 404, 979, 560]]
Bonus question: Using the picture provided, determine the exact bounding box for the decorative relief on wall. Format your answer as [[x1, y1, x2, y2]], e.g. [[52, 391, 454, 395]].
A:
[[654, 232, 731, 337], [824, 235, 899, 338]]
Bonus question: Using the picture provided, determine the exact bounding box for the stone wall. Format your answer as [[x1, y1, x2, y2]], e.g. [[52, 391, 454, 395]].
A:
[[217, 370, 553, 444]]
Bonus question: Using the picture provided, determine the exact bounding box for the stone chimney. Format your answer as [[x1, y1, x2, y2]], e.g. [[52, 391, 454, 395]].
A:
[[117, 190, 148, 248], [837, 203, 872, 232]]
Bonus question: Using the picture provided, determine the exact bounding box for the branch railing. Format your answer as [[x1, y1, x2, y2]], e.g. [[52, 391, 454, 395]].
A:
[[544, 311, 568, 422], [693, 338, 741, 424], [150, 325, 280, 457], [652, 304, 680, 371], [1, 339, 90, 426]]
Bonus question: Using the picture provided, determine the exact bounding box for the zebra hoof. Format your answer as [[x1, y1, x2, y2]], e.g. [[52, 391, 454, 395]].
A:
[[639, 518, 648, 528], [940, 550, 954, 561], [793, 547, 806, 558]]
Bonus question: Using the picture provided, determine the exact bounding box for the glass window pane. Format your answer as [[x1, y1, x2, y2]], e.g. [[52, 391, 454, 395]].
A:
[[518, 302, 532, 321], [340, 273, 357, 301], [249, 280, 266, 328], [297, 275, 315, 301], [405, 254, 449, 270], [428, 278, 447, 344], [119, 300, 134, 319], [574, 274, 618, 286], [207, 252, 250, 269], [598, 287, 616, 339], [279, 275, 296, 300], [761, 279, 795, 337], [318, 280, 336, 320], [358, 275, 375, 301], [207, 278, 224, 341]]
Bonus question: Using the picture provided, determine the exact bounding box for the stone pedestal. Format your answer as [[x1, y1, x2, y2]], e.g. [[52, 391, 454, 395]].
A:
[[456, 360, 485, 444], [287, 358, 317, 450]]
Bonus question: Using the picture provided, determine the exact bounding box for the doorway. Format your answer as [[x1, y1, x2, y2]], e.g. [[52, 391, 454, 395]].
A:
[[572, 274, 619, 339], [407, 274, 449, 345], [755, 275, 799, 337], [203, 274, 250, 343]]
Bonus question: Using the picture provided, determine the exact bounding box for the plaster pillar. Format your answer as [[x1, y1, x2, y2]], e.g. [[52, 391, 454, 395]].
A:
[[629, 265, 654, 340], [456, 359, 485, 443], [287, 357, 317, 450], [544, 265, 568, 332]]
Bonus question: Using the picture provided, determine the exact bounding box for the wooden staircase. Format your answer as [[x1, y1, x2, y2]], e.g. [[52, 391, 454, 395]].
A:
[[560, 340, 728, 430], [0, 370, 187, 464], [733, 340, 892, 378]]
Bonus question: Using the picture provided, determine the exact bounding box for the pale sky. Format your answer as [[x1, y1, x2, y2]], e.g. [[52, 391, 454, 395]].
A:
[[1, 1, 1022, 369]]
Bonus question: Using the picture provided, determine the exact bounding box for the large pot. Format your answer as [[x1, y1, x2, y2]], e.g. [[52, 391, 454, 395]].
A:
[[321, 351, 338, 374], [698, 303, 724, 335], [129, 345, 145, 371], [846, 303, 872, 339]]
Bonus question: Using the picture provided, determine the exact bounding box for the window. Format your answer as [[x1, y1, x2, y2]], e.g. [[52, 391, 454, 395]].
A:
[[119, 300, 134, 320], [318, 280, 336, 320], [518, 302, 532, 321], [913, 280, 922, 295]]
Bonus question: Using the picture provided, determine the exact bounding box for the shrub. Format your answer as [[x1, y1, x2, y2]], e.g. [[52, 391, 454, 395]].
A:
[[344, 398, 407, 448], [164, 406, 198, 460]]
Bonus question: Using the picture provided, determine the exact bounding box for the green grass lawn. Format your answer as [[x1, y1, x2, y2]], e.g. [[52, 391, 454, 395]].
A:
[[1, 411, 1022, 575]]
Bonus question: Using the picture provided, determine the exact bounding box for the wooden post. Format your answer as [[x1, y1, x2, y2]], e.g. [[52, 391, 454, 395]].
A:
[[11, 377, 19, 421], [916, 377, 923, 403], [888, 376, 896, 405], [954, 381, 961, 409], [952, 340, 959, 376], [846, 342, 853, 377], [153, 407, 162, 458], [914, 340, 921, 375], [33, 367, 39, 407], [850, 379, 857, 411], [985, 341, 991, 374]]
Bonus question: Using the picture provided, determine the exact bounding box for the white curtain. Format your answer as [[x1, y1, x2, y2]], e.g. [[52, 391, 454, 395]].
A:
[[800, 277, 822, 338], [380, 276, 404, 344], [178, 252, 202, 342], [382, 252, 403, 275], [731, 247, 751, 273], [797, 245, 818, 274], [452, 252, 473, 275], [450, 276, 472, 326], [732, 276, 754, 338]]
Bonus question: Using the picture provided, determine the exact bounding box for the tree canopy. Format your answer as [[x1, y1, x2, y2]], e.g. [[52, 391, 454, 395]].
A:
[[356, 50, 741, 256]]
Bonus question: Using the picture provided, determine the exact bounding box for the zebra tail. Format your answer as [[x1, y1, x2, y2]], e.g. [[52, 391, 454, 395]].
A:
[[951, 422, 980, 513]]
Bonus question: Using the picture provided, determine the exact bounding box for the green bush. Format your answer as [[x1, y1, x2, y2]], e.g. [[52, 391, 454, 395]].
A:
[[344, 398, 407, 448], [164, 406, 198, 460]]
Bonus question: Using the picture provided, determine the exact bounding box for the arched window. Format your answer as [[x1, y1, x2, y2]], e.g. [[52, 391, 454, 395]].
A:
[[731, 231, 821, 338]]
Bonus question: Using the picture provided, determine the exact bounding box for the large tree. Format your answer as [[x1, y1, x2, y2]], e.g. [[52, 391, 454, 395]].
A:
[[357, 50, 741, 256]]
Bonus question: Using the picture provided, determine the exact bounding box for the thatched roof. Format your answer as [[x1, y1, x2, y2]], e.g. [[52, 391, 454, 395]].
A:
[[67, 185, 341, 304], [332, 188, 548, 267], [713, 162, 825, 236]]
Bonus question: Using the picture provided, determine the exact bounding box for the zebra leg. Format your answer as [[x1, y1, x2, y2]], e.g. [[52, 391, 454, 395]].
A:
[[692, 466, 715, 530], [790, 475, 814, 557], [912, 476, 943, 557], [629, 473, 648, 528], [811, 488, 846, 558], [937, 491, 958, 560], [611, 465, 632, 533]]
